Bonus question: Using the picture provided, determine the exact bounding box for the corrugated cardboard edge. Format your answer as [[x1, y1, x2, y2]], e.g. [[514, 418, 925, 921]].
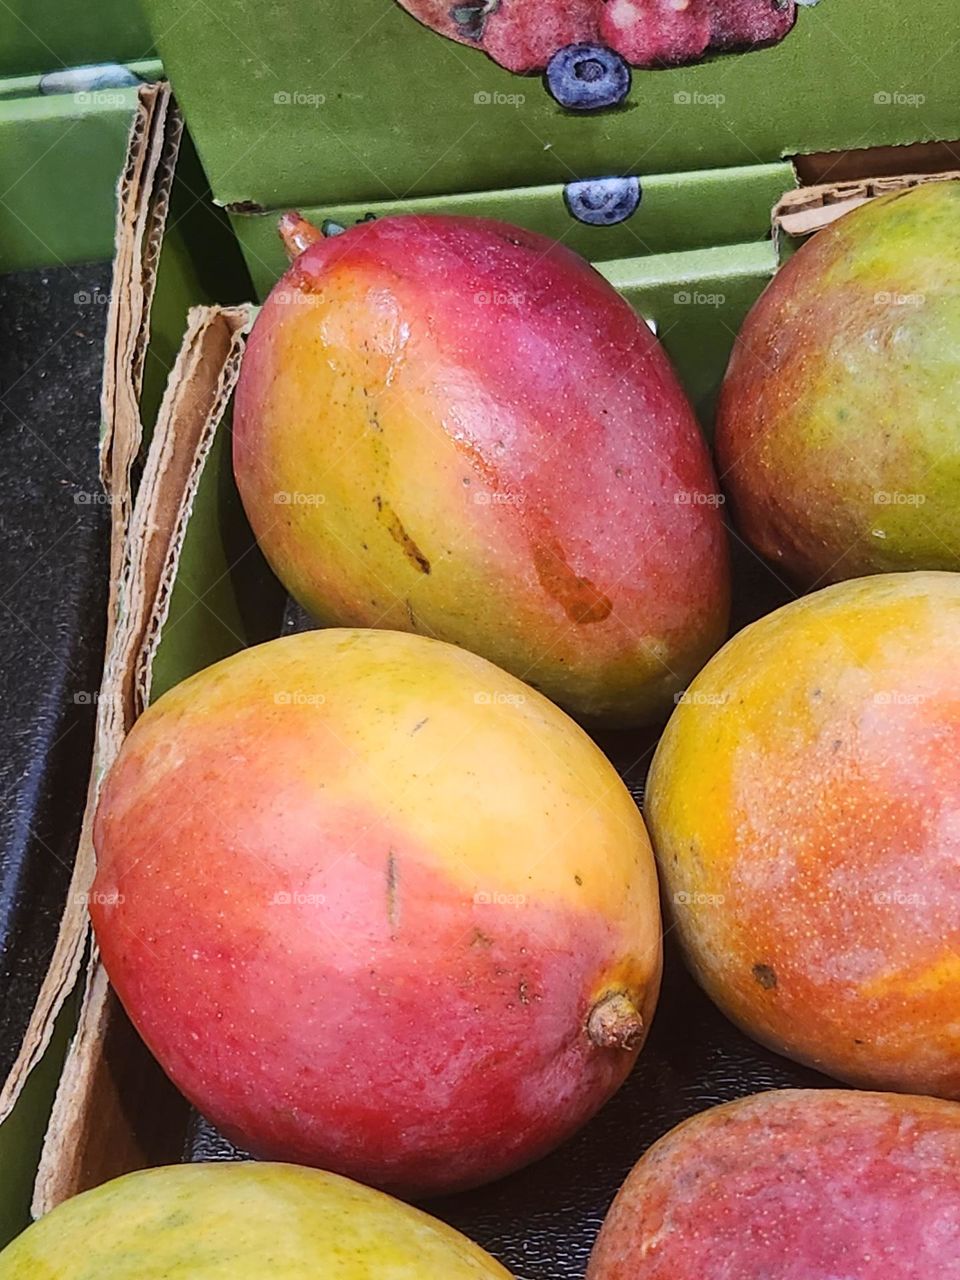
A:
[[101, 80, 184, 618], [0, 82, 183, 1131], [773, 168, 960, 243], [33, 304, 253, 1217], [135, 307, 255, 710]]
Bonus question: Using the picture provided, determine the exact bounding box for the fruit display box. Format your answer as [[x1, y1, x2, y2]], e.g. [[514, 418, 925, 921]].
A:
[[0, 0, 161, 272], [141, 0, 959, 208], [0, 0, 153, 79], [137, 0, 960, 372], [2, 0, 959, 1264], [0, 71, 162, 274], [0, 0, 161, 276], [120, 0, 960, 426]]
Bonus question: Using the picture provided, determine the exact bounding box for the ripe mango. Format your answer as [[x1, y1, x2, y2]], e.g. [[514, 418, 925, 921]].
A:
[[0, 1162, 513, 1277], [589, 1089, 960, 1279], [92, 629, 662, 1197], [233, 214, 730, 725], [717, 182, 960, 584], [646, 572, 960, 1095]]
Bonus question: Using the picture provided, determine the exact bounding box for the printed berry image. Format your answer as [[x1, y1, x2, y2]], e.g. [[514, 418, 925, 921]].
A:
[[396, 0, 799, 109]]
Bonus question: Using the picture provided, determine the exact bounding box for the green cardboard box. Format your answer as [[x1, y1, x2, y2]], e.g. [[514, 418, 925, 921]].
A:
[[0, 0, 159, 270], [0, 2, 153, 79], [141, 0, 958, 207], [0, 67, 161, 273], [136, 0, 960, 416]]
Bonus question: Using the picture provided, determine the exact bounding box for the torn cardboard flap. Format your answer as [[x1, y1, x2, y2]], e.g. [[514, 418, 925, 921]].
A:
[[135, 306, 253, 709], [774, 168, 960, 240], [104, 302, 252, 731], [0, 81, 183, 1133], [101, 80, 184, 614], [35, 303, 252, 1216]]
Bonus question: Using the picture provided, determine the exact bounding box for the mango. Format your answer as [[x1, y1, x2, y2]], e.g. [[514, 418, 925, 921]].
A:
[[588, 1089, 960, 1279], [92, 629, 662, 1197], [233, 213, 730, 726], [646, 571, 960, 1095], [0, 1162, 512, 1277], [717, 181, 960, 584]]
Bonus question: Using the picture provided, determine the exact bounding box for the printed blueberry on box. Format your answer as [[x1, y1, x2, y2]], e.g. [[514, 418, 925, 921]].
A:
[[396, 0, 802, 108]]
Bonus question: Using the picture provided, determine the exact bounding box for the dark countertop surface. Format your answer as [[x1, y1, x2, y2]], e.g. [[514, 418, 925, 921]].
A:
[[0, 264, 112, 1081]]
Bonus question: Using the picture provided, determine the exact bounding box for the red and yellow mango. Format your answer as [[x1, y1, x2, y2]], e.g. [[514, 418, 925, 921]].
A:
[[717, 181, 960, 584], [233, 214, 730, 726], [92, 629, 662, 1197], [0, 1162, 513, 1277], [588, 1089, 960, 1279], [646, 572, 960, 1096]]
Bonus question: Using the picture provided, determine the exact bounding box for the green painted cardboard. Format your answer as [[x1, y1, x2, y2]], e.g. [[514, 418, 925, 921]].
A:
[[232, 160, 793, 298], [131, 129, 285, 699], [0, 3, 154, 78], [148, 415, 288, 701], [0, 86, 144, 272], [141, 0, 959, 211], [140, 130, 256, 438]]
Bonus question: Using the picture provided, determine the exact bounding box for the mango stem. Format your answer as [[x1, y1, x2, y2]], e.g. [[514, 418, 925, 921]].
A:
[[587, 992, 644, 1051], [278, 210, 323, 261]]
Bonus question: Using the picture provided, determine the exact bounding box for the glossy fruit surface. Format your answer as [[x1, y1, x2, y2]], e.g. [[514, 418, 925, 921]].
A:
[[0, 1162, 513, 1278], [233, 213, 730, 726], [92, 629, 662, 1197], [647, 572, 960, 1095], [588, 1089, 960, 1280], [717, 182, 960, 583]]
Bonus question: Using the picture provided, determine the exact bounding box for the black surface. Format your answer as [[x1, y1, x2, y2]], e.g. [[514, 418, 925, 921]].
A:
[[0, 264, 112, 1080], [183, 566, 830, 1280]]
